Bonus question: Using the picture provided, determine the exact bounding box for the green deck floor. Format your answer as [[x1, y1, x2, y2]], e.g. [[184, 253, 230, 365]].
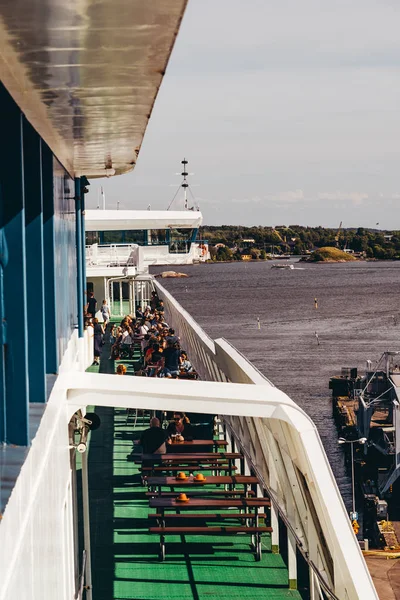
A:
[[86, 408, 302, 600], [85, 325, 302, 599]]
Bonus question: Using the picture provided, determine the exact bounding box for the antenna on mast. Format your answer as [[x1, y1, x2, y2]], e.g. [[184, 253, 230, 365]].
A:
[[167, 158, 195, 210], [100, 186, 106, 210], [181, 158, 189, 210]]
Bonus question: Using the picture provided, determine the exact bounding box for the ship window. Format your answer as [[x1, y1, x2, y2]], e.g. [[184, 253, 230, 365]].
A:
[[103, 231, 124, 244], [124, 230, 146, 245], [169, 228, 192, 253], [149, 229, 167, 245], [86, 231, 100, 245]]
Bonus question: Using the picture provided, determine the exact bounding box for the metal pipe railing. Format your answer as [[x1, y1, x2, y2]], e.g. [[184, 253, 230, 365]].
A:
[[223, 419, 340, 600], [77, 550, 86, 600]]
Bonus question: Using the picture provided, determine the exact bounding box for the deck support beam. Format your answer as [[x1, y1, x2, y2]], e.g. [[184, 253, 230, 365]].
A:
[[75, 178, 84, 337], [0, 84, 29, 444], [81, 189, 87, 302], [23, 119, 46, 403]]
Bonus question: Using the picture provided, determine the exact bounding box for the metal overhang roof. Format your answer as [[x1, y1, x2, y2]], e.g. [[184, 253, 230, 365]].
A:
[[85, 209, 203, 231], [0, 0, 187, 178]]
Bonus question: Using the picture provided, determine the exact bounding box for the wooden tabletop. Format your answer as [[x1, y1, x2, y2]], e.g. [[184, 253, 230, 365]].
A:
[[149, 497, 270, 509], [147, 475, 258, 486], [140, 452, 241, 462], [168, 439, 227, 447]]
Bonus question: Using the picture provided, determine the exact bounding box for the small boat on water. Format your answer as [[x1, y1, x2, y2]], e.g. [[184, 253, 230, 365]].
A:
[[271, 263, 295, 270]]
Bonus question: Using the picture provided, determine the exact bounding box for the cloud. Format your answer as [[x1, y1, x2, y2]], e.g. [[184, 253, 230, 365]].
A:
[[231, 195, 262, 204], [318, 191, 368, 206], [194, 195, 215, 205], [230, 191, 305, 205], [267, 190, 305, 204]]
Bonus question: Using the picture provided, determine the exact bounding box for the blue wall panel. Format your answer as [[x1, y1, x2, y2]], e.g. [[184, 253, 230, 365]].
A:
[[23, 119, 46, 403], [0, 85, 78, 444], [0, 83, 29, 444]]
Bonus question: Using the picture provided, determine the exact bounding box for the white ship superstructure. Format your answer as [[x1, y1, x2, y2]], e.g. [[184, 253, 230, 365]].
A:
[[85, 208, 210, 316], [0, 1, 378, 599]]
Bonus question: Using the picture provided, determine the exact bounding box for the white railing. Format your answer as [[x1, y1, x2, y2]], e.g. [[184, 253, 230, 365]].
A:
[[86, 243, 139, 268], [153, 279, 378, 600]]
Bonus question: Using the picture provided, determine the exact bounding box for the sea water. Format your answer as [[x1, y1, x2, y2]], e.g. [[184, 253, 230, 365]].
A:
[[151, 260, 400, 508]]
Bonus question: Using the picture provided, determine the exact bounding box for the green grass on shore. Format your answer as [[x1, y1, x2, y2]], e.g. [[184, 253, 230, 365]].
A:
[[308, 247, 357, 262]]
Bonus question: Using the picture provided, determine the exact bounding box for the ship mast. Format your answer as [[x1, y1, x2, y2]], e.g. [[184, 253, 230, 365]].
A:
[[167, 158, 192, 211], [181, 158, 189, 210]]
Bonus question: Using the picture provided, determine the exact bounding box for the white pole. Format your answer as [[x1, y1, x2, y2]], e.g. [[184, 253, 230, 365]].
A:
[[111, 281, 114, 316], [351, 442, 355, 514], [81, 451, 93, 600], [132, 280, 136, 315], [270, 502, 279, 553], [119, 281, 123, 316], [103, 277, 107, 304], [287, 530, 297, 590], [141, 282, 144, 312], [130, 280, 134, 315]]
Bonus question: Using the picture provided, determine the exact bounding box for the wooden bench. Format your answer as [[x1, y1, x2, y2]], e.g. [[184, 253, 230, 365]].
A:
[[149, 525, 272, 561], [149, 512, 267, 523], [145, 489, 255, 498], [139, 452, 242, 460], [141, 464, 237, 475]]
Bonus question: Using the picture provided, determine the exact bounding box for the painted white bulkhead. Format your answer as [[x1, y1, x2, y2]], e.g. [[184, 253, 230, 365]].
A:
[[0, 329, 93, 600]]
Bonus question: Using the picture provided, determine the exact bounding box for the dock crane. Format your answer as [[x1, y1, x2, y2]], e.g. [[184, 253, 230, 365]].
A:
[[335, 221, 343, 247]]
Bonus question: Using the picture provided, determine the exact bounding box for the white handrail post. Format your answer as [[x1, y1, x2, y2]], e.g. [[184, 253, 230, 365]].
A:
[[129, 280, 133, 315], [270, 502, 279, 553], [81, 451, 92, 600], [110, 280, 114, 315], [309, 568, 317, 600], [288, 529, 297, 590]]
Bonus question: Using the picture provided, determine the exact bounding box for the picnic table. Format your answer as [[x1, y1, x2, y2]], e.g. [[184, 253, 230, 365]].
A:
[[148, 496, 271, 561]]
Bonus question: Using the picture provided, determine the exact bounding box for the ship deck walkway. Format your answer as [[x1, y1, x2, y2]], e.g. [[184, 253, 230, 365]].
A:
[[86, 405, 302, 600], [83, 313, 302, 598]]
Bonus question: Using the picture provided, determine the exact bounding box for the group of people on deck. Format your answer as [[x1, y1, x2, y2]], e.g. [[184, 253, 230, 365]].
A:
[[108, 291, 195, 378], [86, 289, 196, 378]]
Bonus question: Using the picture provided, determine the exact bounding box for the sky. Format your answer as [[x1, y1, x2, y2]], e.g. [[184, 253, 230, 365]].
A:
[[86, 0, 400, 229]]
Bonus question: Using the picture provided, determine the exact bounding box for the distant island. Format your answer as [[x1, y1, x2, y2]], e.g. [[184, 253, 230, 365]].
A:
[[199, 225, 398, 261], [303, 247, 357, 263]]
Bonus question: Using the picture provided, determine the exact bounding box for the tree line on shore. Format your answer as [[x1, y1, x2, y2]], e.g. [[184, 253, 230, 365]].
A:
[[200, 225, 399, 261]]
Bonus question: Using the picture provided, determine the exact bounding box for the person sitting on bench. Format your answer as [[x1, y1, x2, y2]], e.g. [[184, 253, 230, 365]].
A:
[[166, 412, 193, 441], [140, 417, 168, 455]]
